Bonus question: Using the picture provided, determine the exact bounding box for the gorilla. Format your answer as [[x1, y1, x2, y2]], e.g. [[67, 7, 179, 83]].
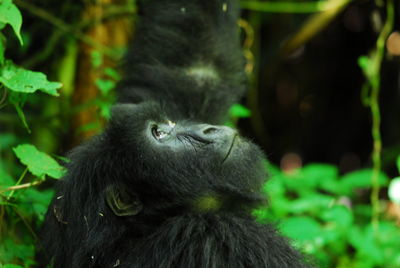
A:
[[38, 0, 311, 267]]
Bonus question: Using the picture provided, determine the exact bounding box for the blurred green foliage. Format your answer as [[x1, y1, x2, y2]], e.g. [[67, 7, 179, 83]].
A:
[[0, 1, 63, 266], [255, 163, 400, 267]]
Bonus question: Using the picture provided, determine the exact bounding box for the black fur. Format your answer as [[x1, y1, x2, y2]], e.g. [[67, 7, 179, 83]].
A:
[[38, 0, 311, 267]]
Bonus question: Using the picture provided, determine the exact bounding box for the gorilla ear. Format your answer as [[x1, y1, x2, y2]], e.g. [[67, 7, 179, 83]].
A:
[[105, 185, 143, 216]]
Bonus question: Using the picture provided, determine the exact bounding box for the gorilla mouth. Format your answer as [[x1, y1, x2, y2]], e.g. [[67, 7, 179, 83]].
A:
[[222, 134, 238, 163]]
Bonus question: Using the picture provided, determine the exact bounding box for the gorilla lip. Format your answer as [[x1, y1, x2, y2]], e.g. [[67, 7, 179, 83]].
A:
[[221, 133, 238, 164]]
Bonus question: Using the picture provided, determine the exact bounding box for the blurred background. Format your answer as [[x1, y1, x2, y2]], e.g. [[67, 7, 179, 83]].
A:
[[0, 0, 400, 267]]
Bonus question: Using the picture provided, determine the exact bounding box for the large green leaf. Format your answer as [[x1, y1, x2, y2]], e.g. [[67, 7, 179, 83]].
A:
[[280, 216, 322, 242], [13, 144, 66, 179], [0, 61, 62, 96], [0, 0, 23, 45], [338, 169, 389, 195]]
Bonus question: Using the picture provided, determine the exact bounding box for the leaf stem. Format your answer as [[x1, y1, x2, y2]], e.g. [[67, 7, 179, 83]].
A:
[[7, 167, 28, 200]]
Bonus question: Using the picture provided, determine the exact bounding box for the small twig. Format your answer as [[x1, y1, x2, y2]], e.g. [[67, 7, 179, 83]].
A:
[[3, 180, 43, 194]]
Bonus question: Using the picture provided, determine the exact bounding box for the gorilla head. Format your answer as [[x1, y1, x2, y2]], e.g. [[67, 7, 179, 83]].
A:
[[103, 102, 266, 218]]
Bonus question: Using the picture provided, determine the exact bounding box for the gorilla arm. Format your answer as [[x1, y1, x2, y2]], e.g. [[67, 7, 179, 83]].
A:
[[117, 0, 247, 124]]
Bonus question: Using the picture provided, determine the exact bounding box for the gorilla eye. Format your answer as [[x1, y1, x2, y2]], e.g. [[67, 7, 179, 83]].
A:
[[151, 126, 168, 140]]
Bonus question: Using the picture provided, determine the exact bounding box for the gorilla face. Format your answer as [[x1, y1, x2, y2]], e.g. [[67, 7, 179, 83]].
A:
[[104, 103, 266, 213]]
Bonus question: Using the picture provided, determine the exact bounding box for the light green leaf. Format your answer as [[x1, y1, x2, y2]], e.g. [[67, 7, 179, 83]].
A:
[[229, 104, 251, 118], [280, 216, 322, 242], [13, 144, 66, 179], [397, 155, 400, 174], [0, 61, 62, 96], [91, 50, 103, 67], [339, 169, 389, 195], [95, 79, 115, 95], [0, 0, 23, 45], [104, 67, 121, 80], [358, 56, 370, 72], [288, 193, 334, 214], [349, 225, 385, 264], [321, 205, 353, 228]]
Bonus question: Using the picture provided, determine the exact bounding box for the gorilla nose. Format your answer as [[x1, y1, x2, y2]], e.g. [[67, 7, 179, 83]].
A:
[[193, 124, 237, 142]]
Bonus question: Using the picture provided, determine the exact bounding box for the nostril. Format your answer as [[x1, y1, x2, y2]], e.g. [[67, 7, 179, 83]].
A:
[[203, 127, 218, 135]]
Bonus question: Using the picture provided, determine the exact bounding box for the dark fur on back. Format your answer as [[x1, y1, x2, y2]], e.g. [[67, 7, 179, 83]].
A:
[[37, 0, 312, 267]]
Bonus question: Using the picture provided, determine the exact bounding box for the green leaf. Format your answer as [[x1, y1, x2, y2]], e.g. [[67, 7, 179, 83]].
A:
[[0, 239, 34, 264], [321, 205, 353, 228], [99, 100, 112, 119], [349, 225, 385, 265], [0, 61, 62, 96], [13, 144, 66, 179], [91, 50, 103, 67], [0, 164, 15, 189], [280, 216, 322, 242], [0, 133, 17, 148], [12, 100, 31, 132], [229, 104, 251, 118], [358, 56, 370, 72], [397, 155, 400, 174], [19, 188, 54, 221], [0, 33, 5, 65], [301, 164, 339, 192], [95, 79, 115, 95], [0, 0, 23, 45], [3, 264, 24, 268], [9, 92, 31, 132], [288, 193, 334, 214], [338, 169, 389, 195], [104, 67, 121, 80]]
